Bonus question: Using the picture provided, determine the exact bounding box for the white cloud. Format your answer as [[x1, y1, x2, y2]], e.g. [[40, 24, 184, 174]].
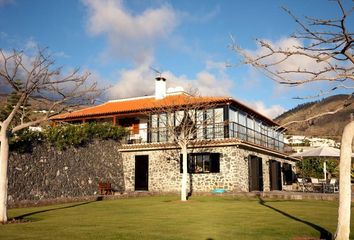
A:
[[180, 5, 220, 24], [24, 39, 37, 50], [107, 62, 155, 98], [162, 70, 233, 97], [240, 37, 342, 100], [53, 51, 71, 59], [245, 100, 286, 119], [83, 0, 178, 64], [106, 61, 233, 99], [0, 49, 34, 82], [246, 37, 334, 83]]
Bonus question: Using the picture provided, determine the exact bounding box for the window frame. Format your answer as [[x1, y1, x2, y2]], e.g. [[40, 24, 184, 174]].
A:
[[180, 152, 220, 174]]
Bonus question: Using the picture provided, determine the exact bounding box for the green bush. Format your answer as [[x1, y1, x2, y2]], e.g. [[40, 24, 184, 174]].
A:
[[296, 158, 338, 178], [10, 123, 127, 152], [10, 129, 45, 153]]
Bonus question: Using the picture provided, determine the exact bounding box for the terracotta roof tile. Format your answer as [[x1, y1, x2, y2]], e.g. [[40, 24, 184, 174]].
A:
[[51, 93, 280, 127], [52, 94, 230, 120]]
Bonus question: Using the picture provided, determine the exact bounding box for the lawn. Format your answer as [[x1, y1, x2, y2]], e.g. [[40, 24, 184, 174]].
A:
[[0, 196, 352, 240]]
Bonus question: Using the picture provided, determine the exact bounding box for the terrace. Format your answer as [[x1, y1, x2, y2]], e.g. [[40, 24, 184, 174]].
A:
[[124, 120, 285, 152]]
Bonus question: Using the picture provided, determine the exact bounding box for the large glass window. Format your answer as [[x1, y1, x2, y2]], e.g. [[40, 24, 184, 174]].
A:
[[238, 111, 247, 140], [260, 124, 268, 147], [159, 113, 167, 142], [254, 120, 261, 145], [205, 109, 214, 139], [151, 114, 158, 142], [238, 112, 246, 126], [214, 108, 224, 138], [150, 114, 168, 142], [229, 108, 237, 138], [229, 108, 237, 123], [247, 117, 254, 142], [148, 106, 285, 151], [196, 110, 204, 139], [175, 111, 184, 126]]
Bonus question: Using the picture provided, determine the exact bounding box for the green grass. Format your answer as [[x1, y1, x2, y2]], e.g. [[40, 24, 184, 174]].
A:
[[1, 196, 352, 240]]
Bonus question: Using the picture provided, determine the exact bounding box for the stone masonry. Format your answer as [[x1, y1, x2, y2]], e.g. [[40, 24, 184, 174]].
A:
[[8, 140, 124, 204], [120, 142, 295, 193], [8, 140, 295, 205]]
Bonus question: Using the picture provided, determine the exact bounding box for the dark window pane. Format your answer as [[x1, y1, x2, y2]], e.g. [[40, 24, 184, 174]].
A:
[[210, 153, 220, 173], [181, 152, 220, 174]]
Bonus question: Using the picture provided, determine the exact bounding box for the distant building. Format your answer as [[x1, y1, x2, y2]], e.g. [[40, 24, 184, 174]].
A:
[[285, 135, 340, 153], [52, 77, 297, 193]]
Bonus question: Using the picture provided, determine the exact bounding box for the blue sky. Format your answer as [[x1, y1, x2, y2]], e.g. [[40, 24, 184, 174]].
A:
[[0, 0, 351, 118]]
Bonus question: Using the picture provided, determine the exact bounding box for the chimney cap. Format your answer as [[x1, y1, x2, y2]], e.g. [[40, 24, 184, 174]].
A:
[[155, 77, 166, 81]]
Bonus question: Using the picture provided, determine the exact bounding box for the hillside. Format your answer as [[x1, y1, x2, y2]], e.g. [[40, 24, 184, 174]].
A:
[[0, 93, 92, 122], [275, 94, 354, 141]]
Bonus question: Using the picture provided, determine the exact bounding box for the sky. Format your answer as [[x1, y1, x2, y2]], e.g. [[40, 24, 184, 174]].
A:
[[0, 0, 352, 119]]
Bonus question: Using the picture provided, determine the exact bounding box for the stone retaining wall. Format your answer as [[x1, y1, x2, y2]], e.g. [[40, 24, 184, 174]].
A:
[[8, 140, 124, 205]]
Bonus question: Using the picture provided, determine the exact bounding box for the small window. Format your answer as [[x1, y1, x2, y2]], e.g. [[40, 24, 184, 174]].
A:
[[180, 153, 220, 174]]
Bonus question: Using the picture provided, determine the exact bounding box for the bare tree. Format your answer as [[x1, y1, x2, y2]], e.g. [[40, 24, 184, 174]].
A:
[[0, 48, 99, 223], [147, 93, 223, 201], [231, 0, 353, 239]]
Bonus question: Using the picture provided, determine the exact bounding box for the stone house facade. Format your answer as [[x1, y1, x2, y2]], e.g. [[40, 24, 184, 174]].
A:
[[119, 140, 295, 193], [52, 77, 298, 194]]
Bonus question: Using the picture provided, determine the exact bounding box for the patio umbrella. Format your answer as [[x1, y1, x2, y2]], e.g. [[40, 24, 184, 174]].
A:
[[290, 146, 351, 181]]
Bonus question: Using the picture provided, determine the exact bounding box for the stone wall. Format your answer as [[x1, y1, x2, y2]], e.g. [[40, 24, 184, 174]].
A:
[[8, 140, 124, 204], [7, 140, 296, 205], [120, 143, 295, 193]]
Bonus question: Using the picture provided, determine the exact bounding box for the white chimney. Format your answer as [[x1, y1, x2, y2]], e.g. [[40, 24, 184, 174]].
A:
[[155, 77, 166, 100]]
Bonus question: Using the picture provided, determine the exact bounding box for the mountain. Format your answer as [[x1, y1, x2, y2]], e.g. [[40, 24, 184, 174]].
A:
[[275, 94, 354, 141]]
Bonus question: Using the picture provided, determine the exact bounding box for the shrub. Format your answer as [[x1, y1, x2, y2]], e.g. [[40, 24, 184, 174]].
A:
[[296, 158, 339, 178], [10, 123, 127, 152]]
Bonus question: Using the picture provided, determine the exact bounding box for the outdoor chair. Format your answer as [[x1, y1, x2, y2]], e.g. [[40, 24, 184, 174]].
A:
[[310, 178, 323, 193], [297, 178, 308, 192], [325, 178, 339, 193]]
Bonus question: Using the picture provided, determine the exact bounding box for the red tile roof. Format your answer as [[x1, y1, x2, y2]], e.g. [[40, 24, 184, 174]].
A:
[[52, 93, 280, 126], [52, 94, 229, 119]]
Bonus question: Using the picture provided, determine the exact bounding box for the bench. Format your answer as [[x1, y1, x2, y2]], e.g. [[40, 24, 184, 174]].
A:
[[98, 182, 113, 195]]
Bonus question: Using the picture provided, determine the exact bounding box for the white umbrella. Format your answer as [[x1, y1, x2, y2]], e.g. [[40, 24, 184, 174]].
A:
[[291, 146, 341, 158], [291, 146, 353, 181]]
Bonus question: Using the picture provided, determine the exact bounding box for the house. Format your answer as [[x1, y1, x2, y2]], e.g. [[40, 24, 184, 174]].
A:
[[52, 77, 297, 193], [285, 135, 340, 153]]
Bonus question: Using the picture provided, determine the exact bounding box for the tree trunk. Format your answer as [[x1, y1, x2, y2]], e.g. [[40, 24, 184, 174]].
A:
[[181, 145, 188, 201], [335, 120, 354, 240], [0, 127, 9, 223]]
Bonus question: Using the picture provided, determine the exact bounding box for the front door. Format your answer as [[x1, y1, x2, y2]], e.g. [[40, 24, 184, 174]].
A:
[[135, 155, 149, 191], [248, 155, 263, 191], [269, 160, 282, 191]]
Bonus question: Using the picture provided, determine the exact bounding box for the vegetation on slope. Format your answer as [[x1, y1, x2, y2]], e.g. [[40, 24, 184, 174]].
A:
[[275, 94, 354, 140]]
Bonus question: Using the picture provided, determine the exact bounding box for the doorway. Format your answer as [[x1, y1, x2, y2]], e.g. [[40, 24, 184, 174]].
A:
[[248, 155, 263, 191], [135, 155, 149, 191], [269, 160, 282, 191]]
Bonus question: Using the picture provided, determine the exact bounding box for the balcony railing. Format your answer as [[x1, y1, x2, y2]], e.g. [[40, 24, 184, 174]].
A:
[[229, 122, 284, 152], [123, 121, 284, 152]]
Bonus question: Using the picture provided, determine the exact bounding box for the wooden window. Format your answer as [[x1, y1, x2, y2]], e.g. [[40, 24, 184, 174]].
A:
[[132, 122, 139, 134], [180, 153, 220, 174]]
